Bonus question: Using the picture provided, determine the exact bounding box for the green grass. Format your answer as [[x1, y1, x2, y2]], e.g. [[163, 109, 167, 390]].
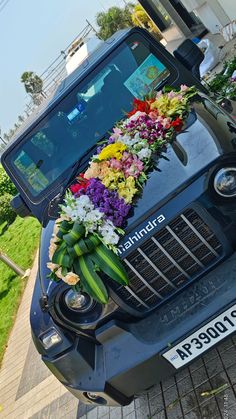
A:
[[0, 216, 41, 365]]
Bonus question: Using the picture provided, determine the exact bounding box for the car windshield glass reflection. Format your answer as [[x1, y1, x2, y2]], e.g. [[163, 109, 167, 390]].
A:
[[11, 35, 170, 196]]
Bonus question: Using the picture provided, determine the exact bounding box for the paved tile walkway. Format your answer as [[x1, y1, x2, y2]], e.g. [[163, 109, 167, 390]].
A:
[[0, 255, 236, 418]]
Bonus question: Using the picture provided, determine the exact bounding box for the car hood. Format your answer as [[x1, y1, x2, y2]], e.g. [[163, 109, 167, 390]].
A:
[[39, 96, 236, 290]]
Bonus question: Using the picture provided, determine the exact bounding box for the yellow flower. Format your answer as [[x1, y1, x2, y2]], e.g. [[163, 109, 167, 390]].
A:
[[98, 142, 126, 161], [151, 96, 170, 116], [63, 272, 80, 285], [102, 169, 125, 190], [151, 95, 186, 117], [55, 269, 80, 285], [117, 176, 138, 204]]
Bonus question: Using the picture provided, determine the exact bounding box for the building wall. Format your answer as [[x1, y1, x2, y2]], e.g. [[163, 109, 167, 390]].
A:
[[181, 0, 231, 33], [218, 0, 236, 21]]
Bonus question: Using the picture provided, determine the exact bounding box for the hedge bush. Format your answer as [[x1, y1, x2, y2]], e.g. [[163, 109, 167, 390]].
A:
[[0, 193, 17, 225], [0, 166, 17, 197]]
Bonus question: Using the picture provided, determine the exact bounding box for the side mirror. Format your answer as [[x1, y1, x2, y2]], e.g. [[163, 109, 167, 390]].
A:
[[11, 194, 31, 218], [173, 39, 204, 80]]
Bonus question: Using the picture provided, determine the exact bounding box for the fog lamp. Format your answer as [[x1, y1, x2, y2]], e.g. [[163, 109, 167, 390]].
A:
[[40, 328, 62, 350], [64, 289, 93, 312], [214, 167, 236, 197]]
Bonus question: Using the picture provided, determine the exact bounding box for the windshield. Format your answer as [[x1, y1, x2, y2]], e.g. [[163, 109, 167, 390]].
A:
[[10, 34, 171, 197]]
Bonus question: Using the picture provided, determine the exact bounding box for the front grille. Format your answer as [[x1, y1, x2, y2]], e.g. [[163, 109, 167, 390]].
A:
[[110, 209, 223, 313]]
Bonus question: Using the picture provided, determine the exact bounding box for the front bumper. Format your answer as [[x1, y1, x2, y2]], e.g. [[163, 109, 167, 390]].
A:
[[40, 250, 236, 406]]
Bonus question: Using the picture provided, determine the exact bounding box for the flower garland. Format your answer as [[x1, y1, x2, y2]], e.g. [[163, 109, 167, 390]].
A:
[[47, 85, 197, 304]]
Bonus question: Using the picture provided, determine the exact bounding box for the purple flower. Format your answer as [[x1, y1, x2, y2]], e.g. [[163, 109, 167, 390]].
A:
[[86, 178, 131, 227]]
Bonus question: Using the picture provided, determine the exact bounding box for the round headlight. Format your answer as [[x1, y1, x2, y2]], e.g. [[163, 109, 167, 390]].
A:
[[214, 167, 236, 197], [64, 290, 93, 312]]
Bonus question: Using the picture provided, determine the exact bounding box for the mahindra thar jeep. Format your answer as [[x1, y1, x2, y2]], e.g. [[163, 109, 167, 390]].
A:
[[2, 28, 236, 406]]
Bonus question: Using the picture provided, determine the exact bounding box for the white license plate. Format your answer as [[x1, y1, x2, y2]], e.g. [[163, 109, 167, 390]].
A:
[[163, 304, 236, 369]]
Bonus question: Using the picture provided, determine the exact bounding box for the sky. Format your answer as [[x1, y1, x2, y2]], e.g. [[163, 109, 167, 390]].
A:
[[0, 0, 127, 136]]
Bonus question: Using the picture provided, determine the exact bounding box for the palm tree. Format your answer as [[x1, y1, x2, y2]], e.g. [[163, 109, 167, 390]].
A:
[[21, 71, 46, 100]]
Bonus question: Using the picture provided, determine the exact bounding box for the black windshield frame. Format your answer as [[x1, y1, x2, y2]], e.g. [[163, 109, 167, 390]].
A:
[[3, 30, 178, 204]]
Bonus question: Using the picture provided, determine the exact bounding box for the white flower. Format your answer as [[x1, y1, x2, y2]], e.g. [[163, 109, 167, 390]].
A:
[[77, 195, 92, 208], [133, 139, 149, 152], [128, 111, 146, 121], [75, 206, 87, 221], [119, 133, 141, 147], [84, 209, 103, 223], [83, 209, 104, 233], [53, 223, 60, 237], [119, 134, 131, 145], [55, 267, 64, 279], [137, 148, 152, 160], [62, 195, 95, 223], [62, 207, 79, 221], [47, 262, 59, 271], [99, 220, 120, 245], [49, 240, 58, 260]]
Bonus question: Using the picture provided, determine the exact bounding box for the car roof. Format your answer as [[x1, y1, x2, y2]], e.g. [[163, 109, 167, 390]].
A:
[[4, 28, 133, 148]]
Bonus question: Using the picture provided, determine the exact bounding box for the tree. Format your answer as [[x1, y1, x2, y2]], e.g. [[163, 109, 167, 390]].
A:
[[131, 4, 162, 40], [21, 71, 46, 98], [96, 4, 135, 41]]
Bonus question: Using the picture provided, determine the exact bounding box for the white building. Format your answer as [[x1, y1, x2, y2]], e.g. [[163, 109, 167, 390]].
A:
[[139, 0, 236, 45]]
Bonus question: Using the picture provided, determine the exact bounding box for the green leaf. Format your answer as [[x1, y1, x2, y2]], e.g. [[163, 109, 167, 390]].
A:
[[74, 256, 108, 304], [85, 234, 101, 251], [74, 238, 89, 256], [52, 245, 72, 268], [91, 243, 128, 285], [63, 222, 85, 246], [56, 220, 72, 239]]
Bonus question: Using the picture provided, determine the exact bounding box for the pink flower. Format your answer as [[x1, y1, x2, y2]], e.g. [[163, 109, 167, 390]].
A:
[[162, 117, 171, 129], [121, 152, 144, 178], [149, 110, 159, 120], [167, 91, 176, 99], [180, 84, 189, 92], [110, 158, 123, 170], [110, 127, 123, 141], [113, 127, 122, 135], [156, 90, 163, 98]]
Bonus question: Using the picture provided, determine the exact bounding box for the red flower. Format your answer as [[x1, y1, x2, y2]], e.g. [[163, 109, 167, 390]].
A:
[[128, 98, 155, 117], [70, 173, 90, 195], [171, 117, 183, 132]]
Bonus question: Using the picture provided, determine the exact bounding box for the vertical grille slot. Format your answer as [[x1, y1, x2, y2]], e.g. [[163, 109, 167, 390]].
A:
[[110, 209, 223, 313]]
